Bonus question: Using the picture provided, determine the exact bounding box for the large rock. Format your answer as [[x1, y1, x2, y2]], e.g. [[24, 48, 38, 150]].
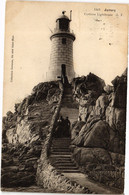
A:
[[32, 81, 61, 103], [71, 133, 84, 146], [3, 111, 17, 131], [71, 121, 85, 140], [114, 108, 126, 140], [72, 120, 110, 150], [16, 119, 34, 144], [104, 85, 114, 94], [17, 95, 35, 115], [111, 72, 127, 108], [73, 147, 111, 166], [83, 120, 110, 149], [109, 131, 125, 154], [94, 94, 109, 118], [47, 88, 61, 104], [16, 81, 61, 116], [72, 73, 105, 97], [109, 152, 125, 166], [79, 105, 94, 122], [72, 73, 105, 121], [6, 128, 18, 144], [1, 172, 35, 187], [106, 107, 126, 141]]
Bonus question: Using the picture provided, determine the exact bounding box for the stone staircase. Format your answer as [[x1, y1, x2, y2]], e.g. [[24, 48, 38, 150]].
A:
[[49, 138, 123, 194], [49, 138, 80, 173], [60, 85, 79, 124], [49, 85, 79, 173], [62, 88, 78, 107]]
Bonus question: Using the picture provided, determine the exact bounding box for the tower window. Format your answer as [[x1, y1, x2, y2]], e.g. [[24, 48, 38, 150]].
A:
[[62, 38, 66, 44]]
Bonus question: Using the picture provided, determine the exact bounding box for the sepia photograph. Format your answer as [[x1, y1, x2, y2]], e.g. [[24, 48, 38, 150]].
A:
[[0, 1, 128, 194]]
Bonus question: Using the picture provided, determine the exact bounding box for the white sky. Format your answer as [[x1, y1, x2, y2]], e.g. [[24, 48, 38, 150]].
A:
[[2, 1, 128, 115]]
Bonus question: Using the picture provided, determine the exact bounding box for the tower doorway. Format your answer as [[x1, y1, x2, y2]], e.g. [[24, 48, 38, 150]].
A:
[[61, 64, 69, 85], [61, 64, 66, 77]]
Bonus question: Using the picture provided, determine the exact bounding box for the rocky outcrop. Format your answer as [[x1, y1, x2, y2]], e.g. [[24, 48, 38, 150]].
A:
[[3, 81, 61, 145], [1, 81, 62, 189], [72, 120, 110, 149], [73, 147, 111, 166], [2, 80, 89, 193], [2, 69, 127, 192], [71, 69, 127, 190], [2, 142, 41, 187], [72, 73, 105, 121], [71, 121, 85, 140], [111, 71, 127, 108]]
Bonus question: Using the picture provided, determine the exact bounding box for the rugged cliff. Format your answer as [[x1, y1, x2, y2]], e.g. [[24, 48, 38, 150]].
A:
[[71, 70, 127, 189], [2, 81, 62, 188], [1, 69, 127, 192]]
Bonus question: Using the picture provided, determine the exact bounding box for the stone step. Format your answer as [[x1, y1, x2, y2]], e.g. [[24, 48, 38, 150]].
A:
[[63, 96, 72, 99], [50, 160, 73, 165], [51, 145, 70, 148], [51, 152, 71, 155], [62, 97, 72, 99], [62, 102, 73, 105], [51, 147, 70, 150], [52, 141, 71, 144], [54, 162, 76, 166], [50, 156, 72, 159], [53, 159, 75, 163], [51, 148, 71, 152], [52, 139, 71, 142], [52, 138, 71, 141], [52, 142, 71, 145], [57, 166, 78, 170], [52, 139, 71, 144], [51, 143, 70, 148], [62, 98, 72, 101], [54, 164, 78, 168], [57, 169, 80, 173], [62, 97, 72, 100], [51, 148, 70, 151], [50, 154, 71, 158], [52, 141, 70, 143], [50, 135, 81, 175], [62, 101, 73, 104], [51, 151, 71, 154], [53, 160, 76, 164]]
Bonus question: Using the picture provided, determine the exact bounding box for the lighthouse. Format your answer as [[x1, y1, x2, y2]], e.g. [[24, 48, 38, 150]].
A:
[[46, 11, 76, 82]]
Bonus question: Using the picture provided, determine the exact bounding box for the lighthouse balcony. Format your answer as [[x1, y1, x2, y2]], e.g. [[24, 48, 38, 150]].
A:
[[53, 28, 75, 34], [50, 29, 76, 41]]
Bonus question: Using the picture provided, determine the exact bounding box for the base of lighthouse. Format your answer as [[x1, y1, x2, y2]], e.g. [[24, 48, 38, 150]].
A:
[[46, 65, 75, 83]]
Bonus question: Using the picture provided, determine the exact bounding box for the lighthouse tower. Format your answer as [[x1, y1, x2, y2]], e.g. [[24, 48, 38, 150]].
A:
[[46, 11, 76, 82]]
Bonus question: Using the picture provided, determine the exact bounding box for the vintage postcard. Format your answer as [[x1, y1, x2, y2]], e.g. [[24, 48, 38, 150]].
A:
[[1, 1, 128, 194]]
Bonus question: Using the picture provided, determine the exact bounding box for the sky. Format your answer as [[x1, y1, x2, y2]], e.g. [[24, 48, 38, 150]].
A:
[[0, 1, 129, 194], [3, 1, 128, 115]]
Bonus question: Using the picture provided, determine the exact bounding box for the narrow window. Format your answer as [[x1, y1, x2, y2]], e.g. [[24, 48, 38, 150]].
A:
[[62, 38, 66, 44]]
